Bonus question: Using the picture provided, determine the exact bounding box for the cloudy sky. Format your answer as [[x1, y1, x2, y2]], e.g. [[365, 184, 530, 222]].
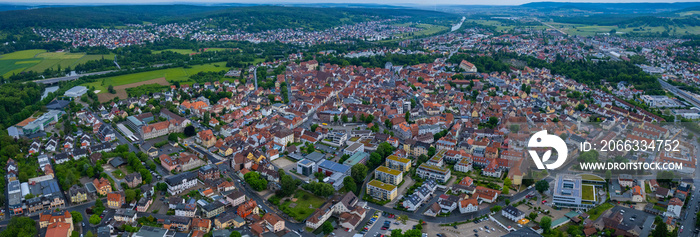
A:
[[0, 0, 697, 6]]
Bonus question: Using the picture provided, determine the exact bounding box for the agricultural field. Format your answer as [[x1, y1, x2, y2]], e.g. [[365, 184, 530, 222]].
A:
[[83, 62, 228, 93], [0, 49, 114, 77], [96, 77, 170, 102], [547, 22, 700, 36]]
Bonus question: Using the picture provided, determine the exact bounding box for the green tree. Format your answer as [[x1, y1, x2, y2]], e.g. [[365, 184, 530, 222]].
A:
[[343, 176, 357, 194], [229, 231, 242, 237], [244, 171, 268, 191], [490, 205, 502, 212], [351, 164, 368, 183], [652, 216, 667, 237], [322, 221, 334, 234], [540, 216, 552, 233], [89, 214, 102, 225], [278, 173, 300, 197], [535, 180, 549, 193], [125, 189, 136, 203], [528, 212, 538, 220], [391, 229, 403, 237], [310, 124, 319, 132], [503, 177, 511, 195], [403, 230, 422, 237], [71, 211, 83, 223], [0, 217, 37, 237], [85, 231, 95, 237], [397, 214, 409, 225], [341, 115, 348, 123]]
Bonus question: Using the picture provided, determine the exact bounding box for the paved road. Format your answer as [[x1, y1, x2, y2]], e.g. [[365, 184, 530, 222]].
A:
[[226, 172, 314, 237], [33, 70, 116, 84], [677, 138, 700, 237], [364, 186, 535, 224]]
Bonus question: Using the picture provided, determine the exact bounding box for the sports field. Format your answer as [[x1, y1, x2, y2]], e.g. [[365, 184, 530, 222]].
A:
[[83, 62, 227, 92], [0, 49, 114, 77]]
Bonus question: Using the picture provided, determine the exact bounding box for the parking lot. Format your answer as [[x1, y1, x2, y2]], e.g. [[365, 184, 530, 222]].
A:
[[425, 217, 503, 237], [353, 212, 419, 237]]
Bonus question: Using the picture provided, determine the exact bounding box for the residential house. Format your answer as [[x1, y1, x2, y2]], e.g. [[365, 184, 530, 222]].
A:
[[124, 173, 142, 188], [114, 209, 137, 223], [366, 180, 397, 201], [502, 206, 525, 222], [93, 178, 112, 196], [107, 192, 125, 209], [165, 172, 198, 195], [68, 185, 87, 204]]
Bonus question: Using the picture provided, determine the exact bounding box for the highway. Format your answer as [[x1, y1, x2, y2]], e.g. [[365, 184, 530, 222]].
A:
[[32, 70, 116, 85]]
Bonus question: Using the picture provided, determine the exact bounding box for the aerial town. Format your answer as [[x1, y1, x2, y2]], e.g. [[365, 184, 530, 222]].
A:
[[1, 2, 700, 237]]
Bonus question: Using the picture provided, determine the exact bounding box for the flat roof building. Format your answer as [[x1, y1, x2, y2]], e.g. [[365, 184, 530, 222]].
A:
[[64, 86, 88, 98], [366, 180, 397, 201]]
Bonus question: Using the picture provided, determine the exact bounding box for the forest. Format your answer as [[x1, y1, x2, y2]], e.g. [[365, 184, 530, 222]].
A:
[[0, 5, 454, 32]]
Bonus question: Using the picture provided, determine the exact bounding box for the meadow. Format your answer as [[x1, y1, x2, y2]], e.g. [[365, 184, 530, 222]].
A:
[[547, 22, 700, 36], [83, 62, 227, 92], [0, 49, 114, 77]]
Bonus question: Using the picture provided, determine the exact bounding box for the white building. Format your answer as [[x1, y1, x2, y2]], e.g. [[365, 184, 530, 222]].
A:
[[501, 206, 525, 222], [64, 86, 88, 98], [666, 197, 683, 218], [165, 172, 198, 195], [459, 199, 478, 214]]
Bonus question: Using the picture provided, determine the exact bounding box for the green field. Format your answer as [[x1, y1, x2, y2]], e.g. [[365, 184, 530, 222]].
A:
[[581, 184, 595, 201], [585, 202, 613, 221], [280, 190, 326, 222], [547, 22, 700, 36], [0, 49, 114, 77], [83, 62, 227, 92], [580, 174, 604, 182], [204, 48, 238, 52], [153, 49, 196, 55], [0, 49, 46, 60], [385, 23, 448, 42]]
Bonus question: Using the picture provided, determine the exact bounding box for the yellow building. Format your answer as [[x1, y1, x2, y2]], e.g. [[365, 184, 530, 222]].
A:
[[375, 166, 403, 186], [385, 155, 411, 172], [367, 180, 397, 201]]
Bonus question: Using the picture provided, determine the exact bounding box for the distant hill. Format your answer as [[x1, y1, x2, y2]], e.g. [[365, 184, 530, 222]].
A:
[[0, 5, 454, 32], [521, 2, 700, 14]]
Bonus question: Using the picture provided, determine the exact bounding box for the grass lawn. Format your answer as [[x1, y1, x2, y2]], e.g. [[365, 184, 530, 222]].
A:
[[586, 202, 613, 221], [153, 49, 196, 55], [0, 49, 46, 60], [581, 185, 595, 201], [580, 174, 605, 182], [280, 190, 326, 222], [204, 48, 238, 52], [83, 62, 227, 92], [74, 54, 116, 65], [112, 170, 125, 179], [548, 22, 700, 36], [0, 50, 115, 77]]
